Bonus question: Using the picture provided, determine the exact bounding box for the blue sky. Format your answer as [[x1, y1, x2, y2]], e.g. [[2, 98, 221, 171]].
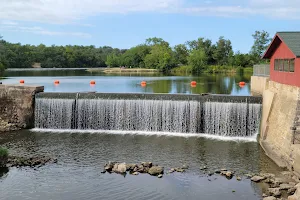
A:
[[1, 0, 300, 53]]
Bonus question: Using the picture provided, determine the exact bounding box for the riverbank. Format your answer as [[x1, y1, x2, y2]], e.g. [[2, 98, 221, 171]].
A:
[[170, 65, 253, 74], [87, 68, 159, 73]]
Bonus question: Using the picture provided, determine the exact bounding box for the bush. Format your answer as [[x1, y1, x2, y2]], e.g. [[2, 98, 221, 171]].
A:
[[0, 147, 8, 157]]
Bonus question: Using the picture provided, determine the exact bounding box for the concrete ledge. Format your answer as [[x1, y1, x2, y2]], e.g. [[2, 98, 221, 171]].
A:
[[251, 76, 270, 96], [36, 92, 263, 104]]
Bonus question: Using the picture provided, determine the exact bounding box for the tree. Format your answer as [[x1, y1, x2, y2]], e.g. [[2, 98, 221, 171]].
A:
[[144, 44, 175, 71], [174, 44, 188, 65], [187, 49, 208, 73], [105, 54, 120, 68], [250, 30, 271, 62], [186, 38, 216, 64], [213, 36, 233, 65]]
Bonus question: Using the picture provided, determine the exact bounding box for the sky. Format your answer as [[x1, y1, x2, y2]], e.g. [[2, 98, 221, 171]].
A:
[[0, 0, 300, 53]]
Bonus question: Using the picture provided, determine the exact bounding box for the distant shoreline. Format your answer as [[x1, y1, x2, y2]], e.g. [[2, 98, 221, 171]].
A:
[[5, 68, 92, 71], [87, 68, 159, 73]]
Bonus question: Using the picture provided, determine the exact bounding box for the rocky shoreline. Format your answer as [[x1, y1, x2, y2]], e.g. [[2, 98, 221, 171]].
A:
[[103, 162, 300, 200]]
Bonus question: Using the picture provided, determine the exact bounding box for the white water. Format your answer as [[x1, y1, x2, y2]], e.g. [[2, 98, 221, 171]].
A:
[[34, 98, 262, 138], [31, 128, 258, 142]]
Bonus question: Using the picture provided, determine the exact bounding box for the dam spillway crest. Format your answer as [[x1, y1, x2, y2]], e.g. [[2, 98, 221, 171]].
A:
[[34, 93, 262, 137]]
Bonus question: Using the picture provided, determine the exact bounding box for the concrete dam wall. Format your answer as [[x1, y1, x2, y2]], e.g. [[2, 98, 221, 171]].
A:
[[0, 84, 44, 132], [34, 93, 262, 138]]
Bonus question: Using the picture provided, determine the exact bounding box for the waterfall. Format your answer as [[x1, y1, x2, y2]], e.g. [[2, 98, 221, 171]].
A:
[[34, 96, 262, 137]]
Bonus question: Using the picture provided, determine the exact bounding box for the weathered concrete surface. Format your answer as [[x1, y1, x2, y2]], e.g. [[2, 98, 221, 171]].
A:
[[260, 81, 300, 174], [251, 76, 270, 96], [0, 84, 44, 132]]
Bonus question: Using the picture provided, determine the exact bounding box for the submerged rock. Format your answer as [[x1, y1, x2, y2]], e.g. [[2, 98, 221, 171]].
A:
[[148, 166, 164, 176], [6, 156, 55, 168], [236, 176, 242, 181]]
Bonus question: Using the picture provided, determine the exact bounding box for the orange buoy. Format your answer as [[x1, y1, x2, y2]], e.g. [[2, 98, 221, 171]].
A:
[[90, 80, 96, 85], [141, 81, 147, 86], [20, 80, 25, 84], [191, 81, 197, 86], [239, 82, 246, 85], [54, 80, 60, 84]]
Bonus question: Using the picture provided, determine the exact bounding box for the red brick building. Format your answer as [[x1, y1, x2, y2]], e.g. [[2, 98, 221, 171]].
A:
[[263, 32, 300, 87]]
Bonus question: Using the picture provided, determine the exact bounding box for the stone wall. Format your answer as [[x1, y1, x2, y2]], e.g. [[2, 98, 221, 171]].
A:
[[0, 84, 44, 132], [260, 81, 300, 175], [251, 76, 270, 96]]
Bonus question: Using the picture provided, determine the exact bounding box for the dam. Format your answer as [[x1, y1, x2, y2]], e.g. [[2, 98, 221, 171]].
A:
[[33, 92, 262, 138]]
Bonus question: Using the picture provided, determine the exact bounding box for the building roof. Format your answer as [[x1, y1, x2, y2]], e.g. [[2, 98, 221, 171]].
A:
[[263, 32, 300, 59]]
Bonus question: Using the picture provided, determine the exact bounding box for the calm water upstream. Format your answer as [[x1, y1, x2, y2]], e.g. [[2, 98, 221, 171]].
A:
[[0, 70, 279, 200], [1, 69, 251, 95]]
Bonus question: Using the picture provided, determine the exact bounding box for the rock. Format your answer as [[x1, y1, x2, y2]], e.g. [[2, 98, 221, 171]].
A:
[[136, 165, 146, 173], [263, 197, 276, 200], [126, 164, 137, 171], [289, 182, 296, 186], [288, 187, 297, 195], [101, 170, 106, 174], [281, 171, 294, 178], [141, 162, 152, 168], [220, 168, 227, 171], [262, 193, 268, 197], [132, 172, 139, 175], [104, 161, 115, 172], [280, 184, 294, 190], [208, 172, 214, 176], [182, 164, 189, 169], [272, 178, 288, 188], [261, 173, 275, 179], [112, 163, 127, 174], [200, 166, 207, 170], [225, 171, 233, 179], [268, 188, 281, 197], [251, 176, 266, 182], [245, 174, 253, 179], [236, 176, 242, 181], [148, 166, 164, 176], [169, 168, 175, 173], [158, 174, 163, 178], [292, 176, 300, 183], [175, 168, 185, 173], [288, 188, 300, 200]]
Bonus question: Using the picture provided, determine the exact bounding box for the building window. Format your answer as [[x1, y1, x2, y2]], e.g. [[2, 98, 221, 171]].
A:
[[274, 58, 295, 73]]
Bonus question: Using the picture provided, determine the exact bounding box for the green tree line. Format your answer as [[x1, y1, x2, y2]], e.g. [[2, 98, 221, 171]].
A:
[[0, 30, 271, 74]]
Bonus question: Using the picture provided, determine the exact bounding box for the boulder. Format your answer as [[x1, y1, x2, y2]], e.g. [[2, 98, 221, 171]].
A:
[[261, 173, 275, 179], [158, 174, 163, 178], [148, 166, 164, 176], [251, 176, 266, 182], [141, 162, 152, 168], [268, 188, 281, 197], [126, 164, 137, 171], [223, 171, 233, 179], [112, 163, 127, 174], [132, 172, 139, 175], [236, 176, 242, 181], [104, 161, 115, 172]]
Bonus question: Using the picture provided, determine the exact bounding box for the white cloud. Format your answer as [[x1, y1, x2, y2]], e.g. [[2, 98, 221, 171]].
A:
[[0, 23, 91, 38], [0, 0, 299, 24]]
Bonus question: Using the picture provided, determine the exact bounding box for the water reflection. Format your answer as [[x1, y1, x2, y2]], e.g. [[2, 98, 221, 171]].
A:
[[2, 70, 252, 95]]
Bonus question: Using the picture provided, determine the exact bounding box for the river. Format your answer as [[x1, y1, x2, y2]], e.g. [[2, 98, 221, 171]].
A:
[[0, 70, 281, 200]]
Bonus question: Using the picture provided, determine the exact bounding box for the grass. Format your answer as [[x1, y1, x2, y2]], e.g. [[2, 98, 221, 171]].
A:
[[0, 147, 8, 157]]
